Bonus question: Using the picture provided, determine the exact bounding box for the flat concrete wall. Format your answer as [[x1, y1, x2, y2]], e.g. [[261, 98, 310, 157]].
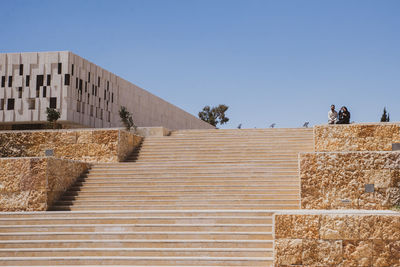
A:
[[0, 157, 89, 211], [0, 51, 214, 130], [0, 128, 142, 163], [274, 210, 400, 266]]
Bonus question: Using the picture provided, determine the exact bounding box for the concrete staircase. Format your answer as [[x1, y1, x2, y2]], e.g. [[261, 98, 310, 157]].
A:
[[0, 128, 314, 266]]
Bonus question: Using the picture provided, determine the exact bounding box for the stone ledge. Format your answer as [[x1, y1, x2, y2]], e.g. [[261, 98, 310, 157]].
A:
[[274, 211, 400, 266], [314, 123, 400, 151], [0, 157, 89, 211], [0, 128, 142, 163]]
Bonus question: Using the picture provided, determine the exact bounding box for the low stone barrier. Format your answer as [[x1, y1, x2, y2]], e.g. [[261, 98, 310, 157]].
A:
[[0, 128, 142, 163], [0, 157, 89, 211], [314, 123, 400, 151], [300, 151, 400, 210], [274, 210, 400, 266]]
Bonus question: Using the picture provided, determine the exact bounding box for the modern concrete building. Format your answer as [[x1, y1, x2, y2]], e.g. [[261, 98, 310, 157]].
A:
[[0, 51, 213, 130]]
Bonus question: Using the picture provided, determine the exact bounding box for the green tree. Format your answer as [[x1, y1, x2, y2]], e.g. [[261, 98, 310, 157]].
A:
[[380, 107, 390, 122], [46, 107, 60, 129], [119, 106, 136, 131], [198, 104, 229, 127]]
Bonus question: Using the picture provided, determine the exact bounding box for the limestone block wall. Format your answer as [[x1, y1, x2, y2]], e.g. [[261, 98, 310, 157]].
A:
[[0, 157, 89, 211], [274, 211, 400, 267], [300, 151, 400, 210], [0, 128, 142, 163], [314, 123, 400, 151]]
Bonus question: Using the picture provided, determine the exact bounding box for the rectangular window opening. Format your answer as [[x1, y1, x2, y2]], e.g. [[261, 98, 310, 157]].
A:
[[58, 63, 62, 74], [98, 77, 100, 87], [64, 74, 70, 86], [76, 77, 78, 89], [49, 97, 57, 109], [88, 72, 90, 83], [26, 75, 30, 87], [47, 74, 51, 86], [7, 98, 15, 110], [8, 76, 12, 87], [19, 64, 23, 75], [43, 86, 47, 98], [1, 76, 5, 87], [18, 87, 22, 98], [0, 99, 4, 110], [71, 64, 74, 76], [36, 75, 43, 90]]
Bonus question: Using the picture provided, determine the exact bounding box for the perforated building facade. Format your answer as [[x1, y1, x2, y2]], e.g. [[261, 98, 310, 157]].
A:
[[0, 51, 213, 130]]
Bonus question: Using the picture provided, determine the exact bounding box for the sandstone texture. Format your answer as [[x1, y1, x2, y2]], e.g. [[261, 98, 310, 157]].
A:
[[274, 212, 400, 267], [0, 128, 142, 163], [300, 151, 400, 210], [0, 157, 89, 211], [314, 123, 400, 152]]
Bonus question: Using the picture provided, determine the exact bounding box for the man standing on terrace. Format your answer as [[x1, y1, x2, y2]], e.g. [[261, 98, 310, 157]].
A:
[[328, 104, 338, 124]]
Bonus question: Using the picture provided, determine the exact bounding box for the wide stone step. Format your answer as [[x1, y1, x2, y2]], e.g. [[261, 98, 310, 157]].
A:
[[0, 247, 273, 257], [0, 224, 273, 233], [0, 210, 274, 218], [69, 185, 298, 191], [61, 194, 299, 201], [0, 256, 273, 266], [0, 216, 273, 225], [0, 239, 273, 249], [90, 163, 299, 169], [86, 168, 298, 174], [75, 181, 299, 187], [94, 159, 299, 166], [55, 199, 299, 206], [63, 189, 299, 196], [0, 231, 273, 241], [84, 172, 298, 178], [52, 204, 298, 211]]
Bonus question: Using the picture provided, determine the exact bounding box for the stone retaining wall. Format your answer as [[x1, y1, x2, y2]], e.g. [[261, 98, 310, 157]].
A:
[[274, 211, 400, 266], [300, 151, 400, 210], [0, 157, 89, 211], [314, 123, 400, 152], [0, 128, 142, 163]]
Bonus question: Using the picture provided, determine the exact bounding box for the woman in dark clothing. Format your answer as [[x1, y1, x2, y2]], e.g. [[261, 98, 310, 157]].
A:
[[337, 106, 350, 124]]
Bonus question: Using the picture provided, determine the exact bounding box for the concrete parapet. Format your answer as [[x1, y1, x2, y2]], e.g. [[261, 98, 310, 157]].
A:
[[0, 128, 142, 163], [300, 151, 400, 210], [274, 210, 400, 266], [135, 127, 171, 137], [314, 123, 400, 151], [0, 157, 89, 211]]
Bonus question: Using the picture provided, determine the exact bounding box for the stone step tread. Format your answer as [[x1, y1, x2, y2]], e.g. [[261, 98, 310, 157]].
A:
[[0, 215, 272, 223], [0, 239, 274, 244], [0, 247, 272, 252], [0, 223, 273, 228]]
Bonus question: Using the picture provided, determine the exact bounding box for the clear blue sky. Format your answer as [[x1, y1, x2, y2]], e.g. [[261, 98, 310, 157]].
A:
[[1, 0, 399, 128]]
